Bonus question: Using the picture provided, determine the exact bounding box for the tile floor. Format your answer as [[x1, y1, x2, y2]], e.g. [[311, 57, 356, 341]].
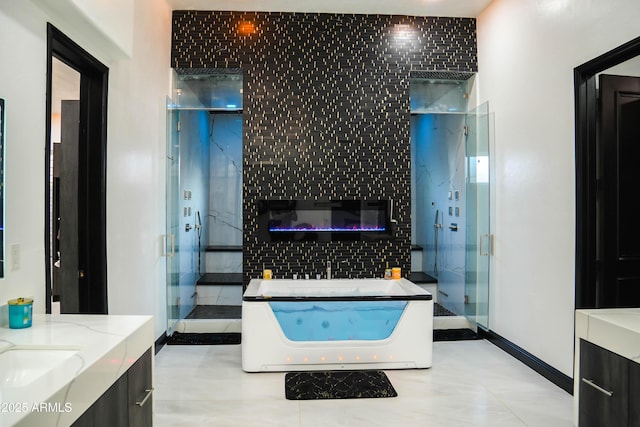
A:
[[153, 339, 575, 426]]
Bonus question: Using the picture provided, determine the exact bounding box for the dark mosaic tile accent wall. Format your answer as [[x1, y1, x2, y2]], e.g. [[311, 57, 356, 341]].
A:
[[172, 11, 477, 285]]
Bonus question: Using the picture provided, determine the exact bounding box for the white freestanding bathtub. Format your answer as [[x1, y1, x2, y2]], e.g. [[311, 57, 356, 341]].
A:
[[241, 278, 433, 372]]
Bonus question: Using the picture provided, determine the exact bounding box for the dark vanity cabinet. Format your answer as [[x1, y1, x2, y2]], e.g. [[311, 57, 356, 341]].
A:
[[579, 339, 640, 427], [631, 360, 640, 426], [73, 348, 153, 427], [128, 348, 154, 426]]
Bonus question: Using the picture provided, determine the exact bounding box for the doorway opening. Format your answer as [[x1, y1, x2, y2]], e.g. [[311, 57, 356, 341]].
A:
[[45, 24, 109, 314], [574, 36, 640, 309]]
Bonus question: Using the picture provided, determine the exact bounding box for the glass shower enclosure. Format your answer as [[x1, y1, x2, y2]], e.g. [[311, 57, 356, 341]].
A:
[[410, 77, 492, 330], [165, 71, 244, 335]]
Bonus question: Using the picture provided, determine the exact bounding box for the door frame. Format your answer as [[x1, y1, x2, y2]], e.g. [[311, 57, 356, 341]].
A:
[[574, 36, 640, 309], [45, 24, 109, 314]]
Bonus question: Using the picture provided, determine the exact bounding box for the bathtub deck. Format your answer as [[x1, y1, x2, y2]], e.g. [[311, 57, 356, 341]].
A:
[[183, 302, 454, 320]]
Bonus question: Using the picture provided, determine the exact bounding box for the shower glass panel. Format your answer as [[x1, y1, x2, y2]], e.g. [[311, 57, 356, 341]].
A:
[[166, 97, 181, 335], [175, 72, 242, 110], [166, 106, 214, 333], [410, 79, 468, 113], [464, 102, 491, 329]]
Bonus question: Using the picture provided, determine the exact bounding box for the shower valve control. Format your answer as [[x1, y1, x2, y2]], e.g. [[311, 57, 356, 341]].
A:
[[185, 223, 192, 232], [449, 223, 458, 232]]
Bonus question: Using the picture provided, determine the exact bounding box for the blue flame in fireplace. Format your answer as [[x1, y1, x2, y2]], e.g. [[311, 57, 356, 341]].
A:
[[269, 225, 386, 232]]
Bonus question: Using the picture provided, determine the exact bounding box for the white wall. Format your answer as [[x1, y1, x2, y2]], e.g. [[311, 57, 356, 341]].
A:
[[30, 0, 134, 59], [106, 0, 172, 339], [0, 1, 49, 317], [477, 0, 640, 376], [68, 0, 135, 56], [0, 0, 171, 340]]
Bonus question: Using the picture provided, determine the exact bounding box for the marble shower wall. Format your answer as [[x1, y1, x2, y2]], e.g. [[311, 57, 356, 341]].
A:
[[172, 11, 477, 285], [208, 113, 243, 246], [411, 113, 467, 313], [207, 113, 243, 273]]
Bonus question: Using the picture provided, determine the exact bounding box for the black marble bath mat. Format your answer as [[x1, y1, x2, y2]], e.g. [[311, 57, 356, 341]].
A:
[[285, 370, 397, 400], [166, 332, 241, 345]]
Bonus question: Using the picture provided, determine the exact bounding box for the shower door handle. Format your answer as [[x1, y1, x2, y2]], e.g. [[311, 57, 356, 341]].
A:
[[480, 234, 493, 256], [162, 234, 175, 257]]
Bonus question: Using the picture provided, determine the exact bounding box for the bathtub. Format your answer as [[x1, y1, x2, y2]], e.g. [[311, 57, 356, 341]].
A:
[[241, 278, 433, 372]]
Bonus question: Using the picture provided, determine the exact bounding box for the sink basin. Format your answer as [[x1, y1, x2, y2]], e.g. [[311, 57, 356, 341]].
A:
[[0, 347, 80, 387]]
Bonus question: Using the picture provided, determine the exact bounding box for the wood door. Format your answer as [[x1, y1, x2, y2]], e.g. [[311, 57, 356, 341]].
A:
[[598, 75, 640, 307], [59, 100, 81, 313]]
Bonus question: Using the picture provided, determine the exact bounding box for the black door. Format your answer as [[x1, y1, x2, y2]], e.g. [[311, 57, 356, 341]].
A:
[[598, 74, 640, 307]]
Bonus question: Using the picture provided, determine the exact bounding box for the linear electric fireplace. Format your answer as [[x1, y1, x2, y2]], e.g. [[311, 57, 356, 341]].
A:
[[257, 200, 395, 242]]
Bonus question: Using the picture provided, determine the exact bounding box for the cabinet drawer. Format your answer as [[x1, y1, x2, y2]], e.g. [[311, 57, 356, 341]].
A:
[[579, 339, 629, 427], [128, 348, 153, 427]]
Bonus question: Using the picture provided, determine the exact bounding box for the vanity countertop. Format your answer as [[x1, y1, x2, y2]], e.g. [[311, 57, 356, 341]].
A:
[[0, 314, 153, 427], [575, 308, 640, 364]]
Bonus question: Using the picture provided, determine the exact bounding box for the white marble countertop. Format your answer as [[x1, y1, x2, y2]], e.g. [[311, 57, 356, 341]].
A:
[[575, 308, 640, 363], [0, 314, 153, 427], [573, 308, 640, 425]]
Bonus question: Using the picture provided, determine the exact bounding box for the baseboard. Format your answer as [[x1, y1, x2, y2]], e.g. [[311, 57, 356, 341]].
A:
[[155, 331, 168, 355], [479, 329, 573, 395]]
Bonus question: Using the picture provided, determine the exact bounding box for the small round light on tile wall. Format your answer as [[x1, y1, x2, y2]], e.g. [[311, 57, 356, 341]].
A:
[[238, 21, 256, 36]]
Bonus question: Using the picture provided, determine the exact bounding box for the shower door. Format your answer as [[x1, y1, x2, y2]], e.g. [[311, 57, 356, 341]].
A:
[[464, 102, 491, 329], [165, 98, 181, 335]]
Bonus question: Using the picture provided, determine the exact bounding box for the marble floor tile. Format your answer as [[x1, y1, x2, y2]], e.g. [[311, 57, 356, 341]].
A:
[[154, 339, 574, 427]]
